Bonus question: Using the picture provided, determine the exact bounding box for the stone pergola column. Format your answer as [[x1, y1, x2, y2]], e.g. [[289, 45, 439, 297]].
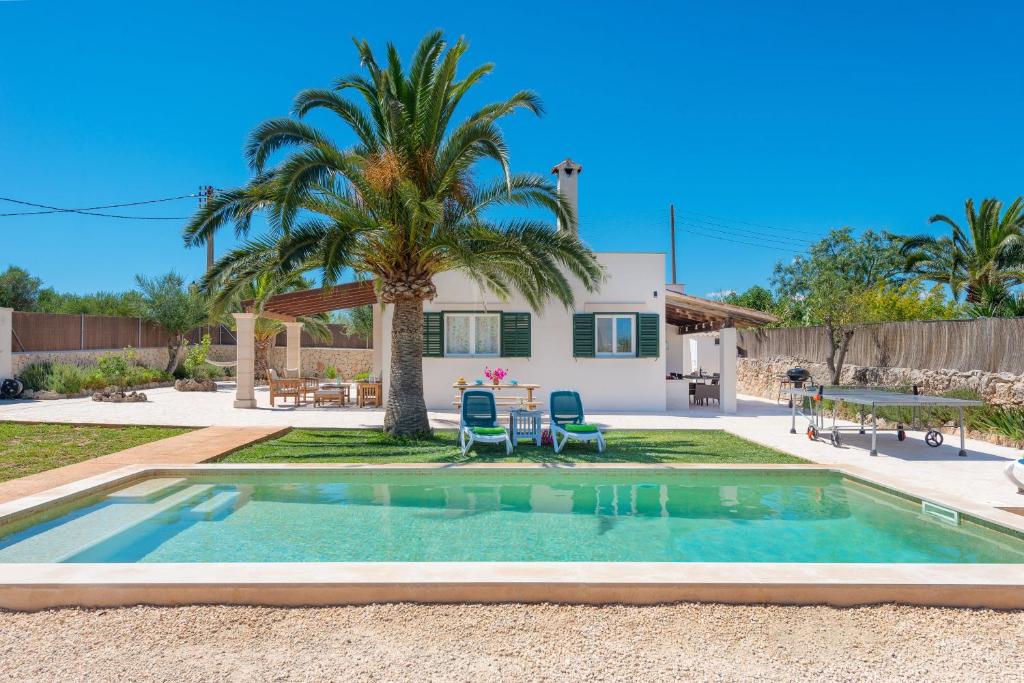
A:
[[718, 326, 738, 414], [284, 321, 304, 377], [0, 307, 12, 381], [233, 312, 257, 408]]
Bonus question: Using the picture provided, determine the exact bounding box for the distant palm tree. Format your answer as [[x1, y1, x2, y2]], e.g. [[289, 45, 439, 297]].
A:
[[901, 197, 1024, 302], [208, 267, 332, 381], [184, 32, 603, 435]]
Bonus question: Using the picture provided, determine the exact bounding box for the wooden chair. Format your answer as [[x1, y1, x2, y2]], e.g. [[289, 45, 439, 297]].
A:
[[267, 369, 303, 407], [357, 382, 382, 407]]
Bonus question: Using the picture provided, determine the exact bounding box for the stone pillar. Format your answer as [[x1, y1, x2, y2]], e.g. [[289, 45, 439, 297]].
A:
[[0, 307, 12, 381], [233, 313, 257, 408], [718, 326, 737, 414], [284, 322, 303, 377]]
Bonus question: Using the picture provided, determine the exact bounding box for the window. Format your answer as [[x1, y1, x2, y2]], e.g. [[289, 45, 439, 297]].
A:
[[444, 313, 500, 356], [595, 314, 635, 356]]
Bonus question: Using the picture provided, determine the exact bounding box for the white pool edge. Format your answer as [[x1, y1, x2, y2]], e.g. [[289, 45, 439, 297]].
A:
[[2, 463, 1024, 611]]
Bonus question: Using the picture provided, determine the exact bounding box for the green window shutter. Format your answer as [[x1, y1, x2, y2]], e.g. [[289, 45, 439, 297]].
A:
[[500, 312, 531, 357], [636, 313, 660, 358], [423, 312, 443, 357], [572, 313, 595, 358]]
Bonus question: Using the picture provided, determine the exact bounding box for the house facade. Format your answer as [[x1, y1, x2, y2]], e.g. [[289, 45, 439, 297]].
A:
[[376, 251, 669, 412]]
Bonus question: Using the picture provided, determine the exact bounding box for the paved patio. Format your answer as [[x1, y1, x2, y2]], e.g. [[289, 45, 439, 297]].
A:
[[0, 383, 1021, 510]]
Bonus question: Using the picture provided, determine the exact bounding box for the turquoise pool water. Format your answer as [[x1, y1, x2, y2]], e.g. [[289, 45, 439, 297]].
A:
[[1, 469, 1023, 563]]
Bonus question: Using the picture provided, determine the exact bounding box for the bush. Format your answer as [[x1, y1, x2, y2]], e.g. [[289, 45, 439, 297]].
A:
[[81, 368, 109, 391], [324, 365, 338, 380], [184, 334, 212, 379], [18, 362, 52, 391], [975, 407, 1024, 445], [97, 351, 130, 386], [46, 363, 85, 395], [354, 371, 370, 381]]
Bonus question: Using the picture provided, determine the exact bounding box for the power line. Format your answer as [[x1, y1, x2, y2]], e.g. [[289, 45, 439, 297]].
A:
[[681, 215, 818, 246], [680, 208, 831, 239], [679, 225, 799, 253], [0, 193, 198, 219], [678, 219, 812, 248]]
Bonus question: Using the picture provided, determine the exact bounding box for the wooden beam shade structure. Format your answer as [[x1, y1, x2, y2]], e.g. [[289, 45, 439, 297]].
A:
[[665, 290, 777, 333], [244, 280, 378, 320]]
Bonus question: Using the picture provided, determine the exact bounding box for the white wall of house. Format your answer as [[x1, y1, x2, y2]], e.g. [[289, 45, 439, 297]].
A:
[[691, 336, 720, 374], [666, 327, 687, 374], [379, 252, 667, 412]]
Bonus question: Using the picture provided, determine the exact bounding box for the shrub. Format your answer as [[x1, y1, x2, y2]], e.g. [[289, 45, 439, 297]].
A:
[[81, 368, 109, 391], [46, 363, 85, 395], [354, 371, 370, 381], [184, 334, 212, 379], [324, 365, 338, 380], [18, 362, 52, 391], [97, 352, 130, 386], [974, 407, 1024, 445]]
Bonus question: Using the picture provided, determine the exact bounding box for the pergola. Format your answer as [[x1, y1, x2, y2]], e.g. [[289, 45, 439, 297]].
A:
[[664, 288, 778, 332], [664, 287, 778, 414], [231, 281, 377, 408]]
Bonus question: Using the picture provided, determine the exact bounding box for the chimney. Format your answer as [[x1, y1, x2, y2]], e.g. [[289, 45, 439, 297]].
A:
[[551, 158, 582, 235]]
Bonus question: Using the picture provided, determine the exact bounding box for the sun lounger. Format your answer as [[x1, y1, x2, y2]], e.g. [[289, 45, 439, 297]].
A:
[[549, 390, 605, 453], [459, 390, 513, 456]]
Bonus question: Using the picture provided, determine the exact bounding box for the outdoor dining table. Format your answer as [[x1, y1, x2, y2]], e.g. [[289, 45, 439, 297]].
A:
[[683, 374, 715, 384], [452, 382, 541, 410]]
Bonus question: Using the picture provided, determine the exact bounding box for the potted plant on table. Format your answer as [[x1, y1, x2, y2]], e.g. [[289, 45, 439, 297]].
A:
[[484, 367, 508, 386]]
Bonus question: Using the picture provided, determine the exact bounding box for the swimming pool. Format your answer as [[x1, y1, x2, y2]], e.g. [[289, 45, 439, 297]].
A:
[[2, 468, 1023, 564]]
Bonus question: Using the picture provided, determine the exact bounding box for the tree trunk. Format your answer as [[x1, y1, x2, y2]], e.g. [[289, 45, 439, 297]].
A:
[[254, 338, 273, 383], [383, 297, 431, 437], [824, 325, 855, 385], [165, 335, 186, 374]]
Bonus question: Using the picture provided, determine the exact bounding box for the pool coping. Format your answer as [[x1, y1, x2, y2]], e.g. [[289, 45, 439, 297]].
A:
[[2, 463, 1024, 611]]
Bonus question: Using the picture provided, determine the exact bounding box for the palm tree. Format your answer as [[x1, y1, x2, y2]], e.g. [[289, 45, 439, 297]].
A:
[[184, 32, 603, 435], [207, 265, 332, 381], [901, 197, 1024, 302]]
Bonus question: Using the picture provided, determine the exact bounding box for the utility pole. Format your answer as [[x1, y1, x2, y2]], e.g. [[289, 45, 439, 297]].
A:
[[669, 203, 677, 284], [202, 185, 215, 273]]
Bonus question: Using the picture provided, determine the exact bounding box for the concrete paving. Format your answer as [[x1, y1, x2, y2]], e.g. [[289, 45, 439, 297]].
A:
[[0, 384, 1021, 510], [0, 426, 288, 504]]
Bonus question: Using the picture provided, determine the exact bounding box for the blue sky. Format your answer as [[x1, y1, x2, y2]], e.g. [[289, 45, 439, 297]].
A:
[[2, 1, 1022, 298]]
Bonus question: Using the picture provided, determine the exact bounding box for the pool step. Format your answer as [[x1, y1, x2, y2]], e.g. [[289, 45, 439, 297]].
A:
[[190, 491, 240, 519], [0, 485, 213, 563], [106, 477, 187, 501]]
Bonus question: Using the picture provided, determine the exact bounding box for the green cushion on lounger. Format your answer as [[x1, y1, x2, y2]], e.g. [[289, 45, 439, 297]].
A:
[[471, 426, 506, 436], [564, 423, 599, 433]]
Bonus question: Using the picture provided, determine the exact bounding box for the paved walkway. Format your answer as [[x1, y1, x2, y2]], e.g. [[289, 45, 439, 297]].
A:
[[0, 426, 287, 504], [0, 385, 1022, 510]]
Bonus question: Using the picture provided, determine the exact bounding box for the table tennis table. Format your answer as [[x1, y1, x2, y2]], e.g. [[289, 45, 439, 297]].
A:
[[781, 385, 983, 457]]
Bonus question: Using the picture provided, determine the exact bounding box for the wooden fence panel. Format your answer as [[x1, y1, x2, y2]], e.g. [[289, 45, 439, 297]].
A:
[[738, 317, 1024, 374], [11, 311, 83, 352], [9, 313, 371, 352]]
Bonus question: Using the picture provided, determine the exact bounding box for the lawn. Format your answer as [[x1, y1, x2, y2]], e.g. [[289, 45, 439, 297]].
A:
[[0, 422, 190, 482], [222, 428, 805, 464]]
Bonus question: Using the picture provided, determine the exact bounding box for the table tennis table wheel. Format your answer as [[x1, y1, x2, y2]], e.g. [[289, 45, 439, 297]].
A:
[[807, 425, 818, 440], [925, 430, 943, 447], [829, 429, 842, 447], [896, 429, 906, 441]]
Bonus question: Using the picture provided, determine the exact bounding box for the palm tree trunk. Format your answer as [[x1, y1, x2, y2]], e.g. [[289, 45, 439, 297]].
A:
[[384, 298, 431, 436], [254, 338, 273, 383]]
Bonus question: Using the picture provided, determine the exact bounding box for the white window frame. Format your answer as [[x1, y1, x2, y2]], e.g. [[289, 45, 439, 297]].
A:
[[595, 314, 636, 357], [444, 312, 501, 357]]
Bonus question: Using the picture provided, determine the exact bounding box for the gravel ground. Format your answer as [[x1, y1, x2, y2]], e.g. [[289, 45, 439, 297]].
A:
[[0, 603, 1021, 682]]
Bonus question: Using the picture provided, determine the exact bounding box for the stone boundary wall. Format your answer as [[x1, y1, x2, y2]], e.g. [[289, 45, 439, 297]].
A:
[[14, 345, 374, 382], [206, 345, 373, 381], [738, 356, 1024, 407]]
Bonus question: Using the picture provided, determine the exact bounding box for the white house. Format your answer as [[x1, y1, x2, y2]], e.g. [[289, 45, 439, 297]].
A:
[[223, 158, 777, 414]]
